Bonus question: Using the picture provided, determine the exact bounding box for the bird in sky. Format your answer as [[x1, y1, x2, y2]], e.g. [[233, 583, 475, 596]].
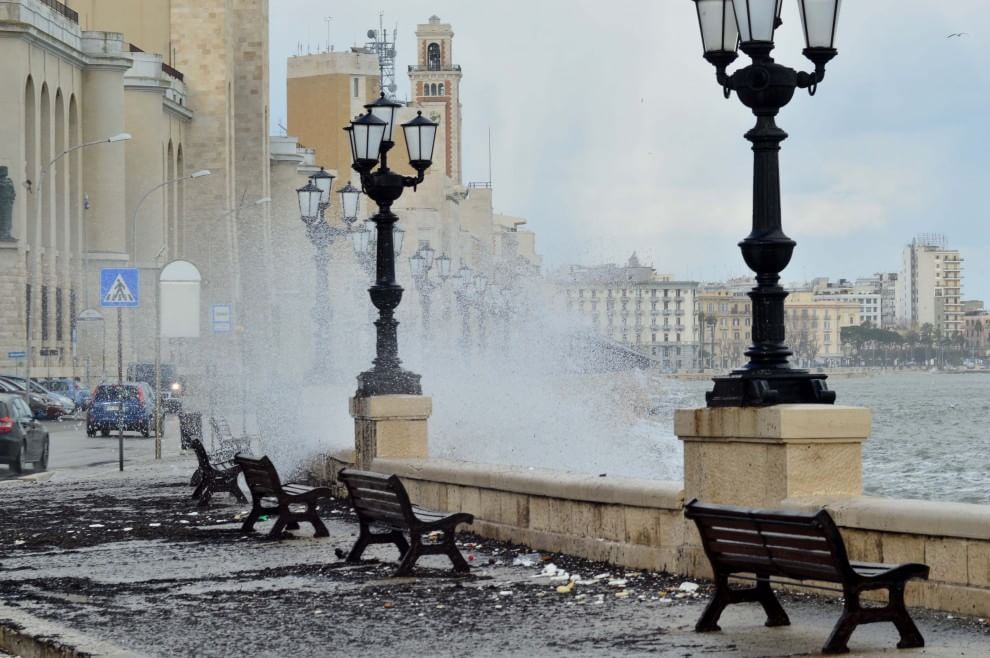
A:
[[946, 32, 969, 38]]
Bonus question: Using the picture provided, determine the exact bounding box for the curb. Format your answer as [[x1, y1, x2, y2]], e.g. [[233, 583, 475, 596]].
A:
[[0, 606, 147, 658]]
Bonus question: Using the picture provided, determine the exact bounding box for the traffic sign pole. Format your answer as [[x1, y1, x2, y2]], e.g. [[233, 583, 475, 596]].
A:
[[118, 307, 124, 472]]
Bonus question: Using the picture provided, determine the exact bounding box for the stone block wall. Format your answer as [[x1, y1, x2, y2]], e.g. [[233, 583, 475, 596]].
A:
[[347, 457, 990, 618]]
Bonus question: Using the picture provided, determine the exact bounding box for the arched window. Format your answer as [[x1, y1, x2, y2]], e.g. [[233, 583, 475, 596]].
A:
[[438, 83, 444, 96], [430, 83, 437, 96], [428, 42, 441, 70]]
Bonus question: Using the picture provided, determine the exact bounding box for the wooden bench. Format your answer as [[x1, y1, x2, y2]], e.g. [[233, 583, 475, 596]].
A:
[[338, 469, 475, 576], [234, 453, 331, 539], [210, 415, 255, 454], [189, 438, 246, 507], [684, 499, 929, 654]]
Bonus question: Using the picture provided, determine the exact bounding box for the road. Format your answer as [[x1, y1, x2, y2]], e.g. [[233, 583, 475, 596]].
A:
[[0, 415, 181, 481]]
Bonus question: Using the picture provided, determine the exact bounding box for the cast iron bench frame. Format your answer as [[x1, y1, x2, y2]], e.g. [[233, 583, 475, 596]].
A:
[[338, 468, 474, 576], [234, 453, 331, 539], [684, 498, 929, 654], [189, 438, 246, 507]]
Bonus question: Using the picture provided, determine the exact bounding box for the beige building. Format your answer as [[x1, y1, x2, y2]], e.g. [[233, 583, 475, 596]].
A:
[[785, 291, 860, 366], [695, 287, 751, 370], [1, 0, 274, 382], [896, 234, 963, 337]]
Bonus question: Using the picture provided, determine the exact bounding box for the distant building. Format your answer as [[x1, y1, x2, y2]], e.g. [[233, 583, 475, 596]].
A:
[[896, 234, 963, 336], [785, 291, 861, 366], [695, 286, 751, 370], [558, 255, 699, 371], [810, 274, 896, 329]]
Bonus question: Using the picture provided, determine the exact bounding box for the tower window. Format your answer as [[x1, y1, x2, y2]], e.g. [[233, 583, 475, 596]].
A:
[[428, 43, 441, 70], [352, 78, 359, 98], [430, 83, 438, 96], [438, 83, 444, 96]]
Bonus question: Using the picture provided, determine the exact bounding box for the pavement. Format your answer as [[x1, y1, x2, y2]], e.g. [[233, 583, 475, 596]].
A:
[[1, 424, 989, 657]]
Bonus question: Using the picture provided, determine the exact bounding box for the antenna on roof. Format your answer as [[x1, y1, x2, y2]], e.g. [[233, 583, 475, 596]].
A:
[[365, 12, 399, 99]]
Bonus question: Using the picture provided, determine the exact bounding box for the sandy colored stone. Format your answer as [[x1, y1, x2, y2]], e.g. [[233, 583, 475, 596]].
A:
[[349, 395, 433, 420], [881, 534, 926, 566], [659, 511, 687, 550], [840, 529, 883, 563], [593, 505, 626, 543], [459, 487, 482, 518], [676, 405, 871, 440], [529, 497, 551, 532], [371, 420, 428, 460], [624, 507, 661, 547], [966, 541, 990, 588], [499, 492, 529, 529], [926, 538, 969, 585]]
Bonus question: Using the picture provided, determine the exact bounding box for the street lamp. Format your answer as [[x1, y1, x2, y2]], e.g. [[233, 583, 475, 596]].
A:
[[352, 220, 404, 278], [692, 0, 841, 407], [296, 167, 353, 382], [408, 241, 450, 341], [346, 100, 439, 397], [25, 132, 132, 391]]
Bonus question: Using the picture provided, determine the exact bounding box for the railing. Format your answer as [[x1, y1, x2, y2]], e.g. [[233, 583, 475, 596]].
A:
[[129, 43, 185, 82], [39, 0, 78, 23], [467, 182, 492, 189], [409, 64, 462, 72]]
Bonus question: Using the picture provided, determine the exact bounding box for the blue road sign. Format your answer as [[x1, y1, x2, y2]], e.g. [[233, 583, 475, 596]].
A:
[[7, 351, 25, 359], [100, 268, 140, 308], [211, 304, 233, 334]]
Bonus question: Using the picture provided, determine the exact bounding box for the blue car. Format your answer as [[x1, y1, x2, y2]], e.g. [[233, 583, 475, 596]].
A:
[[40, 378, 91, 411], [86, 383, 159, 438]]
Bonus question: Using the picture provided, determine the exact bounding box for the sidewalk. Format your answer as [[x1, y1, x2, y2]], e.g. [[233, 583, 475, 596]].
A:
[[1, 449, 988, 657]]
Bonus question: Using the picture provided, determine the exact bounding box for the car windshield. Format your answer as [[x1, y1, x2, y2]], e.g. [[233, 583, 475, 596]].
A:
[[93, 385, 139, 402], [0, 379, 26, 392], [45, 381, 68, 392]]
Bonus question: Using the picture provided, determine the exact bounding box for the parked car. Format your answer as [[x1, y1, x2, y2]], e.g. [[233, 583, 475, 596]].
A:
[[0, 393, 49, 473], [0, 377, 63, 419], [86, 382, 160, 438], [39, 378, 91, 411], [2, 376, 73, 417], [127, 362, 184, 414]]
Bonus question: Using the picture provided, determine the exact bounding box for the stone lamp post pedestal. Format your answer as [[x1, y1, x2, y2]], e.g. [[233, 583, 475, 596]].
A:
[[676, 404, 870, 508], [350, 395, 432, 470]]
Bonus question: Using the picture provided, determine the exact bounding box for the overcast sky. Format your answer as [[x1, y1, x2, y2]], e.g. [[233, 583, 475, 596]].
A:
[[270, 1, 990, 301]]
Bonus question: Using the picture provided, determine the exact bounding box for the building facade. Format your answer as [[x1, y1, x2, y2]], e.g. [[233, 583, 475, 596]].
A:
[[784, 291, 860, 366], [559, 255, 699, 371], [695, 287, 751, 370], [896, 234, 963, 337]]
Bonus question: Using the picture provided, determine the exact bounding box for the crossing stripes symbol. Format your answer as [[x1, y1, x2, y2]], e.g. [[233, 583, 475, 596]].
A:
[[103, 274, 136, 304]]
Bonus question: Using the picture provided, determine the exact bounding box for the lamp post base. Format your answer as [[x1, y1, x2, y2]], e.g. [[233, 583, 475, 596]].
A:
[[355, 366, 422, 398], [706, 370, 836, 407]]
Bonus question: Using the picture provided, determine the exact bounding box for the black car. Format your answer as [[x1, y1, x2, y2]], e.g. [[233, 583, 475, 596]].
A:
[[0, 393, 49, 473]]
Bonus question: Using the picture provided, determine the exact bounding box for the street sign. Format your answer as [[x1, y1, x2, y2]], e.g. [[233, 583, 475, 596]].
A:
[[40, 348, 59, 357], [100, 268, 140, 308], [211, 304, 233, 334], [7, 351, 25, 359]]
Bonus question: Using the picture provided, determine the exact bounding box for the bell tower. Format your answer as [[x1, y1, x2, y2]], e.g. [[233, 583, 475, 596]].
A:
[[408, 15, 463, 184]]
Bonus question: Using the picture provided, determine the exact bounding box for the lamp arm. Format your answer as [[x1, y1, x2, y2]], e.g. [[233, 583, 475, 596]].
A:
[[402, 170, 426, 191]]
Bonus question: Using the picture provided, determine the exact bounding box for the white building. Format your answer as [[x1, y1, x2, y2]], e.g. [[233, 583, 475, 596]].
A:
[[896, 234, 963, 335]]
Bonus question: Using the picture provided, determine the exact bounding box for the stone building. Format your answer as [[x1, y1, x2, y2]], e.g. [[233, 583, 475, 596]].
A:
[[283, 15, 541, 363], [694, 286, 751, 370], [784, 291, 860, 366], [0, 0, 274, 383], [559, 255, 699, 371]]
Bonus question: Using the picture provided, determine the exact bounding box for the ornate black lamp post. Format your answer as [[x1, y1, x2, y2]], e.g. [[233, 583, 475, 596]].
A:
[[409, 241, 451, 341], [347, 94, 439, 396], [692, 0, 842, 407], [296, 167, 360, 381]]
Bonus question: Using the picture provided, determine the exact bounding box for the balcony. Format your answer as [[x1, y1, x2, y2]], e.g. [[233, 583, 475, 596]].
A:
[[38, 0, 77, 23], [408, 64, 462, 72]]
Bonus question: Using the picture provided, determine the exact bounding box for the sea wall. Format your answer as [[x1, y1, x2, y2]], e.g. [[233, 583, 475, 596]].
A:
[[360, 457, 990, 617]]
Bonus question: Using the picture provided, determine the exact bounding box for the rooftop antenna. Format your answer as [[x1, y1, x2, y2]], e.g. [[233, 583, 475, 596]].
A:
[[324, 16, 332, 53], [488, 127, 493, 187], [277, 121, 288, 136], [365, 12, 400, 99]]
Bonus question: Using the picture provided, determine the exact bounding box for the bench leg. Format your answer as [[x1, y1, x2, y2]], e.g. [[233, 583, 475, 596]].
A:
[[442, 530, 470, 572], [396, 536, 423, 577], [823, 588, 861, 654], [197, 481, 214, 507], [890, 584, 924, 649], [241, 498, 263, 533], [227, 477, 247, 503], [696, 575, 731, 632], [191, 478, 207, 501], [756, 577, 790, 628], [307, 502, 329, 538]]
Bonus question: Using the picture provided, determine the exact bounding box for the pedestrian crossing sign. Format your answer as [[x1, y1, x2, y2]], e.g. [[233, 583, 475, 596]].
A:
[[100, 268, 140, 308]]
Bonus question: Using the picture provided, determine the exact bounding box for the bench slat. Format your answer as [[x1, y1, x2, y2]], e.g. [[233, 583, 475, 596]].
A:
[[705, 527, 829, 552], [347, 487, 402, 505]]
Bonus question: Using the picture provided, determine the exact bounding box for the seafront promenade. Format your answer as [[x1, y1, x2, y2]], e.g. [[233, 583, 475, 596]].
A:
[[1, 431, 989, 657]]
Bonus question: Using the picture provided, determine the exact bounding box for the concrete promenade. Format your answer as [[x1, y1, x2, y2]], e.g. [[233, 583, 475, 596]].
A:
[[0, 429, 988, 656]]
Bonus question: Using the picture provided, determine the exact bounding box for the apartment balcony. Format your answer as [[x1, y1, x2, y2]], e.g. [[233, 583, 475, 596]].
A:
[[3, 0, 82, 49]]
